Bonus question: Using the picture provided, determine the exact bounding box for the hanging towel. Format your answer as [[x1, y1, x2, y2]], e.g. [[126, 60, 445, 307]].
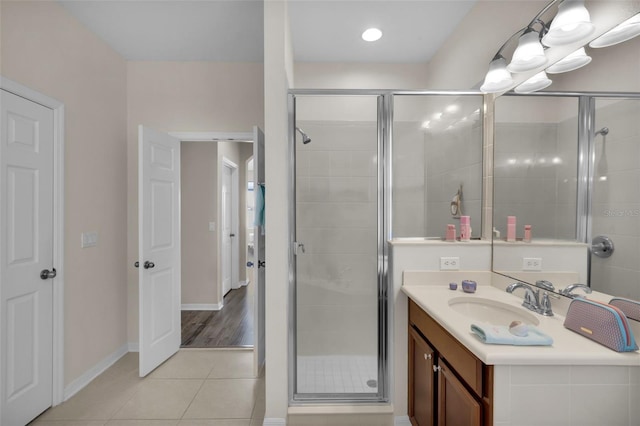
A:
[[254, 183, 265, 234], [470, 323, 553, 346]]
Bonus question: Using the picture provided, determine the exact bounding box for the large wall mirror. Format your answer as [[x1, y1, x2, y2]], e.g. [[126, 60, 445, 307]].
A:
[[493, 93, 640, 315]]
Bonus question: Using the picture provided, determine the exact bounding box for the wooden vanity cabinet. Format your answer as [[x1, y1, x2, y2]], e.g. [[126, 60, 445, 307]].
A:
[[408, 299, 493, 426]]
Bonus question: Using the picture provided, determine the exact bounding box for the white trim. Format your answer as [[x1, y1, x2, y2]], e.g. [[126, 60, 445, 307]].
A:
[[128, 342, 140, 353], [181, 303, 223, 311], [394, 416, 412, 426], [262, 419, 287, 426], [170, 131, 253, 143], [0, 76, 65, 407], [63, 344, 128, 401], [220, 157, 240, 300]]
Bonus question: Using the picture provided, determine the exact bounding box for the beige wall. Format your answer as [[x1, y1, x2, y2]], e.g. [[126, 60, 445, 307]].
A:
[[127, 61, 264, 342], [1, 1, 128, 385], [181, 143, 219, 305]]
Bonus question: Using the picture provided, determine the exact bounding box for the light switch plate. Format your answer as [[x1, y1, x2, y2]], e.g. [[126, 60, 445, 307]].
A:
[[81, 231, 98, 248], [440, 257, 460, 270], [209, 222, 216, 232]]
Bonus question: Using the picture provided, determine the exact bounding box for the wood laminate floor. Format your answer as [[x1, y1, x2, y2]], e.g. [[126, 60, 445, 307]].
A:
[[181, 284, 254, 348]]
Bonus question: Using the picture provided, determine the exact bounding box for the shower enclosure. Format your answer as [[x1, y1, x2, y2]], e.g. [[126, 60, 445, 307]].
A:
[[288, 91, 485, 403]]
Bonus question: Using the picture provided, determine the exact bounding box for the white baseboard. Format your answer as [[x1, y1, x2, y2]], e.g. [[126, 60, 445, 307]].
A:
[[128, 342, 139, 352], [395, 416, 412, 426], [63, 343, 129, 401], [263, 419, 286, 426], [181, 303, 222, 311]]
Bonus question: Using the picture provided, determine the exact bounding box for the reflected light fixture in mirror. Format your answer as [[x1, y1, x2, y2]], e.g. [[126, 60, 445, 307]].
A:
[[362, 28, 382, 42], [514, 71, 552, 93], [508, 28, 548, 72], [541, 0, 595, 47], [546, 47, 591, 73], [589, 13, 640, 48], [480, 55, 514, 93]]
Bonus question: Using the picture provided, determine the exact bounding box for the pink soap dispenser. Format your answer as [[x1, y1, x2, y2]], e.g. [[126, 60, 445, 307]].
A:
[[460, 216, 471, 242], [446, 224, 456, 242], [524, 225, 532, 243], [507, 216, 516, 242]]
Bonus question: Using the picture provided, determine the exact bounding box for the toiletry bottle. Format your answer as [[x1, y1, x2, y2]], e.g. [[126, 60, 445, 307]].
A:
[[524, 225, 532, 243], [446, 224, 456, 242], [460, 216, 471, 242], [507, 216, 516, 242]]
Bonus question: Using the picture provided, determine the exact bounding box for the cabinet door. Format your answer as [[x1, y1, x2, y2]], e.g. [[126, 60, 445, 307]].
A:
[[409, 326, 435, 426], [437, 359, 481, 426]]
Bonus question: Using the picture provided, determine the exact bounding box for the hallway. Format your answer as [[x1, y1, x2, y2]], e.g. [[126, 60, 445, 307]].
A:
[[181, 285, 254, 348], [30, 349, 264, 425]]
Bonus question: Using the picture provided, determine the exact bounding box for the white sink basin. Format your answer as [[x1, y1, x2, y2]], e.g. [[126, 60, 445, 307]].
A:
[[448, 296, 540, 326]]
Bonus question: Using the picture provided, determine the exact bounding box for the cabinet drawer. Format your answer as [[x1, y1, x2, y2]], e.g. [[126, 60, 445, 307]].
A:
[[409, 299, 483, 396]]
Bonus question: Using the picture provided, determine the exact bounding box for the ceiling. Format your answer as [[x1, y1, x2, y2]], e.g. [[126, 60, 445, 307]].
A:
[[59, 0, 477, 63]]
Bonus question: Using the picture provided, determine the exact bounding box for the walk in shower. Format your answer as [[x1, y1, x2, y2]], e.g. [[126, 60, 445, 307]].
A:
[[288, 91, 485, 403]]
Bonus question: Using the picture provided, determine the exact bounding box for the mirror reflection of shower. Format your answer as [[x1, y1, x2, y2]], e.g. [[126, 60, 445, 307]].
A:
[[595, 126, 609, 182], [296, 127, 312, 144]]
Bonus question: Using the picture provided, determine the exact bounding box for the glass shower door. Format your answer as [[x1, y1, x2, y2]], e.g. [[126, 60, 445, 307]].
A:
[[292, 95, 384, 401]]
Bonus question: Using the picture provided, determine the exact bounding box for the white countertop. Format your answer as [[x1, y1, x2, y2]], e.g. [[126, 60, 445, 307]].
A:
[[402, 283, 640, 366]]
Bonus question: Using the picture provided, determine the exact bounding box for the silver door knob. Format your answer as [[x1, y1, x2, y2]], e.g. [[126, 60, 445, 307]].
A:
[[143, 261, 155, 269], [40, 268, 57, 280]]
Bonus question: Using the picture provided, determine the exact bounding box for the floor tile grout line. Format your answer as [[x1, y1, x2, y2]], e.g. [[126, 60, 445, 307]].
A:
[[179, 377, 209, 420]]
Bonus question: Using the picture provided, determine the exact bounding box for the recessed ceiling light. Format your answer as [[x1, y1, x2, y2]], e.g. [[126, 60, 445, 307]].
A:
[[362, 28, 382, 42]]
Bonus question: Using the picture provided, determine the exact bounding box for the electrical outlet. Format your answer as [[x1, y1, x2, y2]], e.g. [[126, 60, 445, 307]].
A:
[[209, 222, 216, 232], [440, 257, 460, 270], [523, 257, 542, 271]]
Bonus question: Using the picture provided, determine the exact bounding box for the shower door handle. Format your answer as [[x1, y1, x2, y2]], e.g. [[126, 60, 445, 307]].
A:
[[293, 242, 306, 255]]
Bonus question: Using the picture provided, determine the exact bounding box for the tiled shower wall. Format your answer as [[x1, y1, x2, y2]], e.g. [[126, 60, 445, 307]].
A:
[[590, 99, 640, 301], [295, 121, 379, 357], [493, 119, 578, 240]]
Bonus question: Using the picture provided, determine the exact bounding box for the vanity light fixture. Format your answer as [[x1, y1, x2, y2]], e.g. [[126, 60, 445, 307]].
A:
[[508, 28, 548, 72], [362, 28, 382, 42], [546, 47, 591, 73], [589, 13, 640, 48], [541, 0, 595, 47], [514, 71, 552, 94], [480, 55, 514, 93]]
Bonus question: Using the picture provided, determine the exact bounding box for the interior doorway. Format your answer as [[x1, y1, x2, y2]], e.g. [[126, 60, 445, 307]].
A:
[[170, 131, 262, 353]]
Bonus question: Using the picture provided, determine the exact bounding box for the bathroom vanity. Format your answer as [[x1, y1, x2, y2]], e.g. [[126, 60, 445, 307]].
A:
[[409, 298, 493, 425], [403, 272, 640, 426]]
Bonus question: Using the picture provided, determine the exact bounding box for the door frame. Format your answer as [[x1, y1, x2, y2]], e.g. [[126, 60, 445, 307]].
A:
[[0, 76, 65, 406], [221, 157, 240, 297]]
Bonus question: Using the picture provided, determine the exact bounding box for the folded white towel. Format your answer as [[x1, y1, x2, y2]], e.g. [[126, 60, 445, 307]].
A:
[[471, 323, 553, 346]]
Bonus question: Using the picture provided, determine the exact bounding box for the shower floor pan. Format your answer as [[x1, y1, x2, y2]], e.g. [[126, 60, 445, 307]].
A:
[[297, 355, 378, 394]]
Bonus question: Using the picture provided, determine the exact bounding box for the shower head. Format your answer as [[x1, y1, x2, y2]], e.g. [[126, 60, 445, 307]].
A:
[[595, 127, 609, 136], [296, 127, 311, 144]]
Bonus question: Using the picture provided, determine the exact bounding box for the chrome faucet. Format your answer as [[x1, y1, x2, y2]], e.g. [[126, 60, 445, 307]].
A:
[[506, 282, 554, 316], [560, 283, 592, 298]]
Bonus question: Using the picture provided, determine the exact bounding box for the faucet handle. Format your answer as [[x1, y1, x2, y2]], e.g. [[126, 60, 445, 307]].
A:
[[560, 283, 592, 298], [539, 291, 554, 316], [535, 280, 555, 292]]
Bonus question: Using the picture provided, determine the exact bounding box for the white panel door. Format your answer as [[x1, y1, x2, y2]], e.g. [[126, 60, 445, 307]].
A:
[[1, 90, 54, 425], [252, 126, 265, 375], [221, 165, 232, 297], [138, 125, 181, 377]]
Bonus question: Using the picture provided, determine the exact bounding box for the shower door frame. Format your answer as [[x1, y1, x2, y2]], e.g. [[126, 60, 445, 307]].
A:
[[288, 90, 391, 404]]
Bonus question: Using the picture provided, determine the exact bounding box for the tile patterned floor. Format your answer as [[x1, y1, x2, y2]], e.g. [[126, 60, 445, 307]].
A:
[[297, 355, 378, 394], [29, 349, 264, 426]]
